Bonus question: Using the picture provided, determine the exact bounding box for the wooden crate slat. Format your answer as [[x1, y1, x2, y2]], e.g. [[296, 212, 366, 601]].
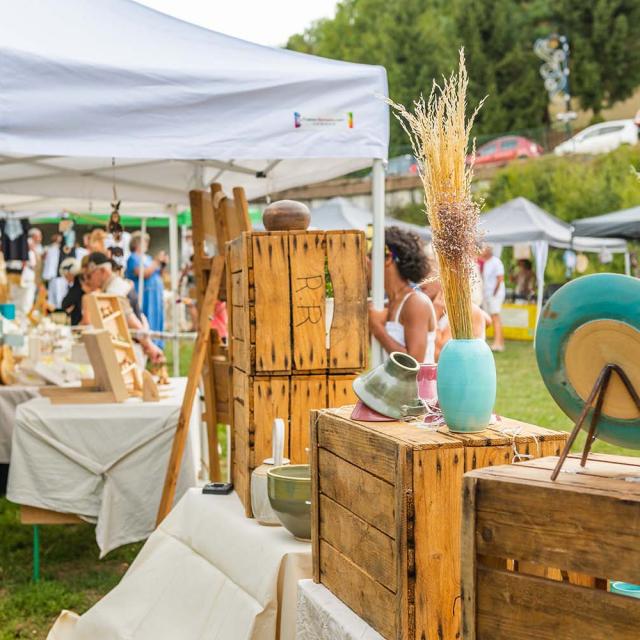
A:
[[413, 446, 463, 640], [473, 473, 640, 584], [319, 540, 396, 640], [319, 493, 397, 592], [477, 566, 640, 640], [289, 232, 327, 371], [326, 231, 368, 370], [318, 447, 396, 538], [290, 375, 326, 463], [317, 410, 398, 484], [327, 375, 357, 409], [252, 234, 291, 373], [465, 444, 512, 471], [253, 376, 290, 465]]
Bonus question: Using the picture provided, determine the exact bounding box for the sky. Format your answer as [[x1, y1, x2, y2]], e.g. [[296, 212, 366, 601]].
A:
[[135, 0, 338, 47]]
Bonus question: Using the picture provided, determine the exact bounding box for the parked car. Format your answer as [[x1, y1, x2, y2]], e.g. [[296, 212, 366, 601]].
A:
[[554, 119, 638, 156], [386, 154, 418, 176], [467, 136, 543, 166]]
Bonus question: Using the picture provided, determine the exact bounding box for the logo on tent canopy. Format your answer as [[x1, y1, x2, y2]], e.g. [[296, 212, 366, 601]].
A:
[[293, 112, 354, 129]]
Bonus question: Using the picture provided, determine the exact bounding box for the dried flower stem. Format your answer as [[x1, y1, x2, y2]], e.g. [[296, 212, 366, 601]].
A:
[[388, 49, 484, 339]]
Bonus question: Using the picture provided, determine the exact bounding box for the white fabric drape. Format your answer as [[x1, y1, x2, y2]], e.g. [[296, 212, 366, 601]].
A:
[[532, 240, 549, 320]]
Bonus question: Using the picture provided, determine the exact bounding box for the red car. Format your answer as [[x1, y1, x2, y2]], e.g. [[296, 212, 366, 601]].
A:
[[467, 136, 543, 166]]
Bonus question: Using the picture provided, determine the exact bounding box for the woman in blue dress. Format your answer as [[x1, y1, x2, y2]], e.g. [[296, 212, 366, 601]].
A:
[[126, 232, 166, 348]]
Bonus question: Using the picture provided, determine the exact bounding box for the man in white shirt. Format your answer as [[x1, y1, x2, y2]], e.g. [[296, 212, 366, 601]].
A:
[[481, 244, 505, 352]]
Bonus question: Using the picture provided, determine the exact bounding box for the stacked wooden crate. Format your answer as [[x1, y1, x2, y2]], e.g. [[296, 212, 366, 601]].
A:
[[463, 454, 640, 640], [310, 407, 569, 640], [226, 230, 368, 517]]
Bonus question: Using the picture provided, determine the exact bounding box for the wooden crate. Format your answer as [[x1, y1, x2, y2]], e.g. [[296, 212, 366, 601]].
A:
[[310, 407, 568, 640], [226, 230, 368, 375], [232, 370, 357, 517], [462, 454, 640, 640]]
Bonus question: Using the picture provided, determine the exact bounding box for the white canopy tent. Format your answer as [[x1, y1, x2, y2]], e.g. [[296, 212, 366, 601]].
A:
[[480, 197, 629, 318], [572, 205, 640, 240], [0, 0, 390, 366], [287, 196, 431, 240]]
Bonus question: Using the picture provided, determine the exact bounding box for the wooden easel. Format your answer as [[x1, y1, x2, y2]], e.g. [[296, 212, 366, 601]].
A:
[[40, 330, 129, 404], [86, 293, 142, 393], [156, 184, 250, 523]]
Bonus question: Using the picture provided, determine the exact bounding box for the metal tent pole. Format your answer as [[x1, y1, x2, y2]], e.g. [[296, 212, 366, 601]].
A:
[[168, 206, 180, 377]]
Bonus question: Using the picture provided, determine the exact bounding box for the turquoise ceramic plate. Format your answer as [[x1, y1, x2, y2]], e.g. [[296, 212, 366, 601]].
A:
[[535, 273, 640, 449]]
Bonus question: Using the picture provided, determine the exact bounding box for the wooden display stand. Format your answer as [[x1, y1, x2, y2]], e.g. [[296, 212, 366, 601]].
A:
[[227, 229, 368, 517], [86, 293, 142, 393], [40, 330, 129, 404], [462, 454, 640, 640], [309, 407, 568, 640]]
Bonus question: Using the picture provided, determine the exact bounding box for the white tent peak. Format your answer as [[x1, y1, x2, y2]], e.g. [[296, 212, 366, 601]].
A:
[[0, 0, 389, 204]]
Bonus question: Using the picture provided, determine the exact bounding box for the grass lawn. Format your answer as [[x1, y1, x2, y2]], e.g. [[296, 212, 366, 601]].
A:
[[0, 340, 636, 637]]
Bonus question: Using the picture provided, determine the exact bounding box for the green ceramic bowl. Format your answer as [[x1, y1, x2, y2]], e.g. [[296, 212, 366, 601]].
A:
[[267, 464, 311, 540]]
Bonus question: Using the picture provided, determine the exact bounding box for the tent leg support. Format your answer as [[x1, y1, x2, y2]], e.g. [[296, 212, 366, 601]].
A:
[[32, 525, 40, 583]]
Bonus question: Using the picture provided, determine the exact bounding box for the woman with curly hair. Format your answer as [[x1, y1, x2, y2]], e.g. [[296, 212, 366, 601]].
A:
[[368, 226, 437, 363]]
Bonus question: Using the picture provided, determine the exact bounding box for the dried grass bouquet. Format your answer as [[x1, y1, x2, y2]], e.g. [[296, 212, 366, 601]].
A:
[[388, 49, 484, 339]]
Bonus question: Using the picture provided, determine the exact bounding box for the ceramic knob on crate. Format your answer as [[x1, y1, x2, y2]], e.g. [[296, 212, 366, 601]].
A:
[[262, 200, 311, 231]]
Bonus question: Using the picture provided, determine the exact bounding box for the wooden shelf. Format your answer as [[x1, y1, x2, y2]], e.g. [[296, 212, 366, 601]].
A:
[[101, 310, 122, 324]]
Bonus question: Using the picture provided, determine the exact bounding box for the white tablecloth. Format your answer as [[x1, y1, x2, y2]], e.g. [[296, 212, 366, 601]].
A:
[[7, 378, 197, 557], [48, 489, 312, 640], [296, 580, 385, 640], [0, 385, 40, 463]]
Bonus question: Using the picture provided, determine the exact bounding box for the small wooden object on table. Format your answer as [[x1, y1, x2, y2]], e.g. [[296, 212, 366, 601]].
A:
[[40, 330, 128, 404], [462, 454, 640, 640], [86, 293, 142, 393], [227, 228, 368, 517], [310, 407, 568, 640]]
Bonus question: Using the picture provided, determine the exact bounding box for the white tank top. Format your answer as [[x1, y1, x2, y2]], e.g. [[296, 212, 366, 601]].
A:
[[384, 291, 437, 364]]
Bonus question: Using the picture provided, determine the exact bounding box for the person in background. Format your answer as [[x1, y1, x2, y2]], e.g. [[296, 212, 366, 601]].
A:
[[42, 232, 62, 283], [481, 244, 506, 352], [126, 232, 166, 348], [28, 228, 44, 286], [58, 257, 84, 325], [85, 252, 164, 363], [367, 226, 437, 363], [512, 258, 536, 301]]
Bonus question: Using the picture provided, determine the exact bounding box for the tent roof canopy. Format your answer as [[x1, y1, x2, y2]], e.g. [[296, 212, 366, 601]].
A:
[[572, 205, 640, 240], [0, 0, 389, 207], [480, 197, 627, 253]]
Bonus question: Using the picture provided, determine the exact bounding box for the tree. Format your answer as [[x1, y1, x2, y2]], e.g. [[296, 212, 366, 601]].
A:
[[286, 0, 457, 155], [454, 0, 551, 136], [554, 0, 640, 117]]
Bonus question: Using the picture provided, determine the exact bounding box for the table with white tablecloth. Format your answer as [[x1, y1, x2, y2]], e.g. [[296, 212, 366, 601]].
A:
[[296, 580, 384, 640], [7, 378, 198, 557], [0, 385, 40, 464], [47, 489, 312, 640]]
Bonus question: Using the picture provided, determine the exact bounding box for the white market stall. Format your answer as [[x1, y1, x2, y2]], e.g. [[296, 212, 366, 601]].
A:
[[480, 197, 629, 320], [308, 196, 432, 241], [572, 205, 640, 241], [0, 0, 390, 365]]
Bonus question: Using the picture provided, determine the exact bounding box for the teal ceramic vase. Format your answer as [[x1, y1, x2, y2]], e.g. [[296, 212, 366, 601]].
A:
[[352, 352, 425, 419], [437, 339, 496, 433]]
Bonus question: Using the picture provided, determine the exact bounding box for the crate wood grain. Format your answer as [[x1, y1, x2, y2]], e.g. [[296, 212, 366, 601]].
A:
[[462, 454, 640, 640], [226, 230, 367, 375], [311, 407, 569, 640], [232, 370, 357, 517]]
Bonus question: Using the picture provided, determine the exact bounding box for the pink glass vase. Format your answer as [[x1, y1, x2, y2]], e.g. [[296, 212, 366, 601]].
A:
[[417, 364, 438, 403]]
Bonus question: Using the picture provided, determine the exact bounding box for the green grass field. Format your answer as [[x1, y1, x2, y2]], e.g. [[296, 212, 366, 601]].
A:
[[0, 340, 636, 637]]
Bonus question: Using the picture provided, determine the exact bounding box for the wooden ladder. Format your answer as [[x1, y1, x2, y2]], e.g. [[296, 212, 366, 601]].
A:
[[156, 183, 251, 523]]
